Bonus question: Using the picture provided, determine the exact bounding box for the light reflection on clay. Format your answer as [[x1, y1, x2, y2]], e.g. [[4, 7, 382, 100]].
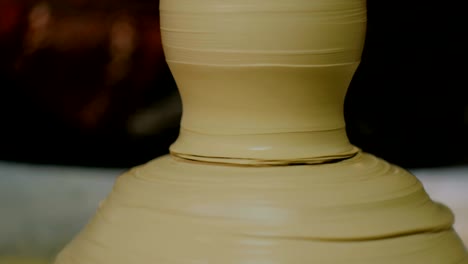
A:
[[249, 146, 272, 151]]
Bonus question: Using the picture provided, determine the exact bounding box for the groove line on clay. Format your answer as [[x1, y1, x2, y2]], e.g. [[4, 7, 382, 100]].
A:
[[180, 127, 349, 136], [239, 228, 453, 243], [162, 45, 350, 54], [169, 151, 359, 167], [166, 60, 359, 67]]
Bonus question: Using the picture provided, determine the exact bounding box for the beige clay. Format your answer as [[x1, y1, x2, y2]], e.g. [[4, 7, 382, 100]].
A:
[[54, 0, 468, 263]]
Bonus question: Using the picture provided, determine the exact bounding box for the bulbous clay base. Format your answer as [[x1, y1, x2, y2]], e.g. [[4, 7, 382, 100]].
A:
[[55, 152, 468, 264]]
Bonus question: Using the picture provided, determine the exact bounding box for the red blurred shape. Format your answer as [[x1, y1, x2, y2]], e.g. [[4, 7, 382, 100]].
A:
[[0, 1, 22, 36]]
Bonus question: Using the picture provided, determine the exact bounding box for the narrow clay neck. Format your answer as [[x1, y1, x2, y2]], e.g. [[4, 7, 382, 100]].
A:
[[168, 63, 360, 165]]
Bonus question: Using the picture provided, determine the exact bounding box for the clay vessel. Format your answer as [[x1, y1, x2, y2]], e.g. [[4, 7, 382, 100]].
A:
[[54, 0, 468, 263]]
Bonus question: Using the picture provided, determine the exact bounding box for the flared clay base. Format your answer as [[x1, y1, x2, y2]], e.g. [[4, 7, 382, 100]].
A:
[[54, 152, 468, 264]]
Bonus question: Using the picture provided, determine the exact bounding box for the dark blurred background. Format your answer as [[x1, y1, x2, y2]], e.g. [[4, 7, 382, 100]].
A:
[[0, 0, 467, 169]]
